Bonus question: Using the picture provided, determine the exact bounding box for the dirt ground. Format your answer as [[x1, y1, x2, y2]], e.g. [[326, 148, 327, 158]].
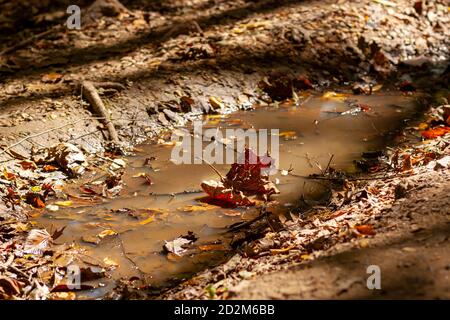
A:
[[0, 0, 449, 300]]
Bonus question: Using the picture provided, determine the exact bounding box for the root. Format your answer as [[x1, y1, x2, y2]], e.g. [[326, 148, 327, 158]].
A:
[[81, 81, 120, 144]]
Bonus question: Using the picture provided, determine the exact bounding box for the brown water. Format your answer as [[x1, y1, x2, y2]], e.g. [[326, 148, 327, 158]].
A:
[[34, 92, 420, 298]]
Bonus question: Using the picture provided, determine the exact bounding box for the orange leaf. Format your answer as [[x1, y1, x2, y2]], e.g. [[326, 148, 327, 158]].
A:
[[25, 193, 45, 209], [43, 165, 58, 172], [198, 244, 229, 251], [355, 225, 376, 236], [421, 126, 450, 139], [41, 73, 63, 83]]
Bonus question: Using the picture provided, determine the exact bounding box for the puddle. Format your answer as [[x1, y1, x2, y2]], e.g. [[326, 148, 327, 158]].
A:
[[34, 92, 421, 297]]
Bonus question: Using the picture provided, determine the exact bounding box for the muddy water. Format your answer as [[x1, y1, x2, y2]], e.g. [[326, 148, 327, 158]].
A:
[[35, 92, 420, 297]]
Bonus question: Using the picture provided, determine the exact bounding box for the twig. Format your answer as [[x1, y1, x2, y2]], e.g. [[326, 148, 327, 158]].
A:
[[323, 154, 334, 175], [117, 236, 146, 278], [227, 207, 268, 232], [0, 117, 106, 157], [81, 81, 120, 144], [197, 156, 224, 180], [0, 25, 63, 56], [149, 189, 204, 197]]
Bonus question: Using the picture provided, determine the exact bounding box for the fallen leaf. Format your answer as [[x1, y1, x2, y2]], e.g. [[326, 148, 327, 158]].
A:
[[270, 245, 295, 254], [198, 244, 228, 251], [279, 131, 297, 140], [355, 225, 376, 236], [177, 204, 217, 212], [97, 229, 118, 239], [33, 143, 88, 177], [163, 231, 198, 256], [421, 126, 450, 139], [41, 72, 63, 84], [19, 160, 37, 170], [322, 91, 348, 100], [138, 216, 154, 225], [54, 200, 73, 207], [0, 276, 22, 297], [24, 229, 53, 255], [103, 257, 119, 268], [209, 96, 224, 110], [132, 172, 152, 185], [2, 168, 16, 181], [24, 192, 45, 208], [42, 164, 58, 172]]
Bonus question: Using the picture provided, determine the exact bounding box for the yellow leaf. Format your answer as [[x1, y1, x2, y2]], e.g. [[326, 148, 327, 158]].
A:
[[31, 186, 42, 193], [103, 257, 118, 267], [198, 244, 228, 251], [278, 131, 297, 140], [139, 216, 154, 225], [98, 229, 117, 239], [322, 91, 348, 100], [54, 200, 73, 207], [177, 204, 217, 212], [270, 245, 295, 255], [209, 96, 224, 110], [371, 84, 383, 92]]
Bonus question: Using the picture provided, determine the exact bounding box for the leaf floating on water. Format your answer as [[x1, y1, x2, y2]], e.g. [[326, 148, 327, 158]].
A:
[[97, 229, 118, 239], [177, 203, 218, 212], [163, 231, 198, 256], [132, 172, 152, 185], [278, 131, 297, 140], [322, 91, 348, 100], [54, 200, 73, 207], [198, 244, 228, 251], [201, 180, 255, 207], [103, 257, 119, 268], [201, 148, 279, 207], [51, 226, 66, 240], [138, 216, 154, 225]]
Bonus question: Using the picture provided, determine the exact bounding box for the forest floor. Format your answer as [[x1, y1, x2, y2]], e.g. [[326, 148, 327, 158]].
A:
[[0, 0, 449, 299]]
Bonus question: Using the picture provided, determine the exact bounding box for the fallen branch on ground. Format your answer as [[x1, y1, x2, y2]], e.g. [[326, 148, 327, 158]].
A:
[[81, 81, 121, 144]]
